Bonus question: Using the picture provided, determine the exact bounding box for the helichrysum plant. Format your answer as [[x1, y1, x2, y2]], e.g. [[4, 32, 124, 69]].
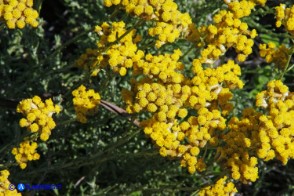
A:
[[0, 0, 294, 195]]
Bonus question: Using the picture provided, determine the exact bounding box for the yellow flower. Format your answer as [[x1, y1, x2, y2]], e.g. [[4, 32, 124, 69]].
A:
[[198, 176, 238, 196], [12, 141, 40, 169], [72, 85, 101, 123], [0, 0, 39, 29], [17, 96, 61, 141], [177, 108, 188, 118], [147, 103, 157, 112]]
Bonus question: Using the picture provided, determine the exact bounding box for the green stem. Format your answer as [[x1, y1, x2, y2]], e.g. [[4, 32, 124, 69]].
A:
[[279, 45, 294, 79], [35, 0, 44, 13], [0, 163, 18, 170], [180, 44, 195, 61], [109, 7, 120, 20], [0, 143, 13, 155], [246, 19, 292, 39], [57, 118, 76, 126], [286, 64, 294, 72], [140, 40, 156, 51], [254, 6, 274, 17]]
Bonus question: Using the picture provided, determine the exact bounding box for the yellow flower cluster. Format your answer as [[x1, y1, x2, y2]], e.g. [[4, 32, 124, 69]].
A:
[[74, 0, 266, 181], [198, 176, 237, 196], [217, 108, 261, 183], [259, 42, 290, 69], [256, 80, 294, 165], [17, 96, 61, 141], [225, 0, 255, 18], [72, 85, 101, 123], [76, 0, 294, 188], [225, 0, 267, 18], [124, 82, 186, 117], [11, 141, 40, 169], [197, 11, 257, 63], [0, 0, 39, 29], [121, 59, 242, 173], [135, 49, 184, 83], [192, 59, 244, 91], [125, 58, 243, 112], [0, 170, 21, 196], [276, 4, 294, 35], [188, 0, 266, 63], [191, 60, 243, 115], [141, 110, 225, 174], [124, 60, 243, 116], [217, 80, 294, 183], [77, 21, 143, 76], [104, 0, 192, 48]]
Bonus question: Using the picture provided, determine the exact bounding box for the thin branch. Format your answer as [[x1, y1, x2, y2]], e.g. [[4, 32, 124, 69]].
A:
[[100, 100, 140, 127]]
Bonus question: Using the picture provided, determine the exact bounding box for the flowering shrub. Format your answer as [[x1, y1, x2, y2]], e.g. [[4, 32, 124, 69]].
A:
[[0, 0, 293, 195]]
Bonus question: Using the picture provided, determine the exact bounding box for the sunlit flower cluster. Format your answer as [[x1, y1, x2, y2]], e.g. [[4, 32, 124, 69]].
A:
[[17, 96, 61, 141], [256, 80, 294, 165], [217, 108, 261, 183], [276, 4, 294, 35], [77, 21, 143, 77], [122, 58, 243, 174], [196, 10, 257, 63], [0, 0, 39, 29], [217, 80, 294, 183], [0, 170, 21, 195], [72, 85, 101, 123], [11, 141, 40, 169], [141, 111, 226, 174], [198, 176, 237, 196], [187, 0, 267, 63], [225, 0, 255, 18], [225, 0, 267, 18], [103, 0, 192, 48], [259, 42, 290, 70], [123, 82, 186, 117], [191, 59, 243, 114], [192, 59, 244, 91], [135, 49, 184, 83]]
